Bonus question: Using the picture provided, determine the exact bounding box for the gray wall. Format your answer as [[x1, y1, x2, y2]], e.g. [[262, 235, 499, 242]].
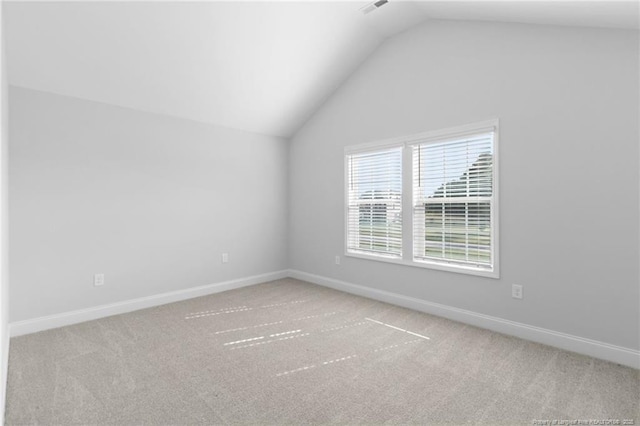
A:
[[289, 20, 640, 350], [1, 5, 9, 422], [9, 86, 288, 322]]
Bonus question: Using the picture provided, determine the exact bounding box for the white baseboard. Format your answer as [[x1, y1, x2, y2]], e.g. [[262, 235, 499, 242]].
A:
[[8, 268, 639, 369], [9, 270, 288, 337], [288, 269, 640, 369]]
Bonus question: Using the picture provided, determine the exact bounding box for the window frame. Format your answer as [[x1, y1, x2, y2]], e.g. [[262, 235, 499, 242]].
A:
[[344, 119, 500, 279]]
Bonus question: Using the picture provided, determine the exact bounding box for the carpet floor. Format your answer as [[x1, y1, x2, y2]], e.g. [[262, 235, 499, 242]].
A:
[[5, 278, 640, 425]]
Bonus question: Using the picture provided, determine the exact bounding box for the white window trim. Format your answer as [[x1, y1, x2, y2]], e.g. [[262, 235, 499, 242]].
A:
[[344, 119, 500, 279]]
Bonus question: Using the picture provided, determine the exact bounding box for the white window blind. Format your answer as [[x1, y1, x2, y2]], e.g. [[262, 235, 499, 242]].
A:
[[412, 132, 494, 269], [347, 147, 402, 258]]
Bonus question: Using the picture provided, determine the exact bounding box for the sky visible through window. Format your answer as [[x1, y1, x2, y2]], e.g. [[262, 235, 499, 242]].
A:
[[417, 136, 493, 199], [352, 148, 402, 198], [353, 138, 492, 199]]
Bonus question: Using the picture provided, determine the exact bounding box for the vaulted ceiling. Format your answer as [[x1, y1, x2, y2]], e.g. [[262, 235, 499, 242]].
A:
[[5, 1, 638, 138]]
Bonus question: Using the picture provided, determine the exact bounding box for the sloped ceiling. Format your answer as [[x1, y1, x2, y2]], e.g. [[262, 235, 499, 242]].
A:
[[5, 1, 638, 138]]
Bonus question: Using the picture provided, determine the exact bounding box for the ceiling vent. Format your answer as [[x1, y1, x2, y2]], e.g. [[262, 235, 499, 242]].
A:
[[360, 0, 389, 15]]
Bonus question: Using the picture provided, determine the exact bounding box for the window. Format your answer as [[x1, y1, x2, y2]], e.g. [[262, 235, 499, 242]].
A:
[[413, 133, 494, 270], [344, 120, 498, 278], [346, 147, 402, 258]]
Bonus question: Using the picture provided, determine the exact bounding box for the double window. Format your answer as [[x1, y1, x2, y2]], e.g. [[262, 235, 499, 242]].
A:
[[345, 120, 499, 278]]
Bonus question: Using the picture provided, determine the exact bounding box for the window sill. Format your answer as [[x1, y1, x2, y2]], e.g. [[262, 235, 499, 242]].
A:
[[345, 250, 499, 279]]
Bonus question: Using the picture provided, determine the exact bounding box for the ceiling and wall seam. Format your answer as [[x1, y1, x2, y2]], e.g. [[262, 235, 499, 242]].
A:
[[5, 1, 637, 139]]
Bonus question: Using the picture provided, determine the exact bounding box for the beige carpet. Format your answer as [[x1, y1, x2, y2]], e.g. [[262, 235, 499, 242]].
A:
[[5, 278, 640, 425]]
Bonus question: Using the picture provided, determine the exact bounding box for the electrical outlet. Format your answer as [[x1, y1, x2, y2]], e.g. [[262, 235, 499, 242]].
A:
[[221, 253, 229, 263], [512, 284, 523, 299], [94, 273, 105, 287], [335, 256, 341, 265]]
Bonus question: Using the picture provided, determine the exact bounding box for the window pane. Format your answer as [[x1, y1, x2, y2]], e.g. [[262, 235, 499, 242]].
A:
[[347, 147, 402, 257], [413, 132, 494, 269]]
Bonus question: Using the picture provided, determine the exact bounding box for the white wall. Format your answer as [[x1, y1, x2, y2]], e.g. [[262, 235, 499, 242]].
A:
[[289, 21, 639, 351], [0, 1, 9, 421], [9, 86, 288, 322]]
